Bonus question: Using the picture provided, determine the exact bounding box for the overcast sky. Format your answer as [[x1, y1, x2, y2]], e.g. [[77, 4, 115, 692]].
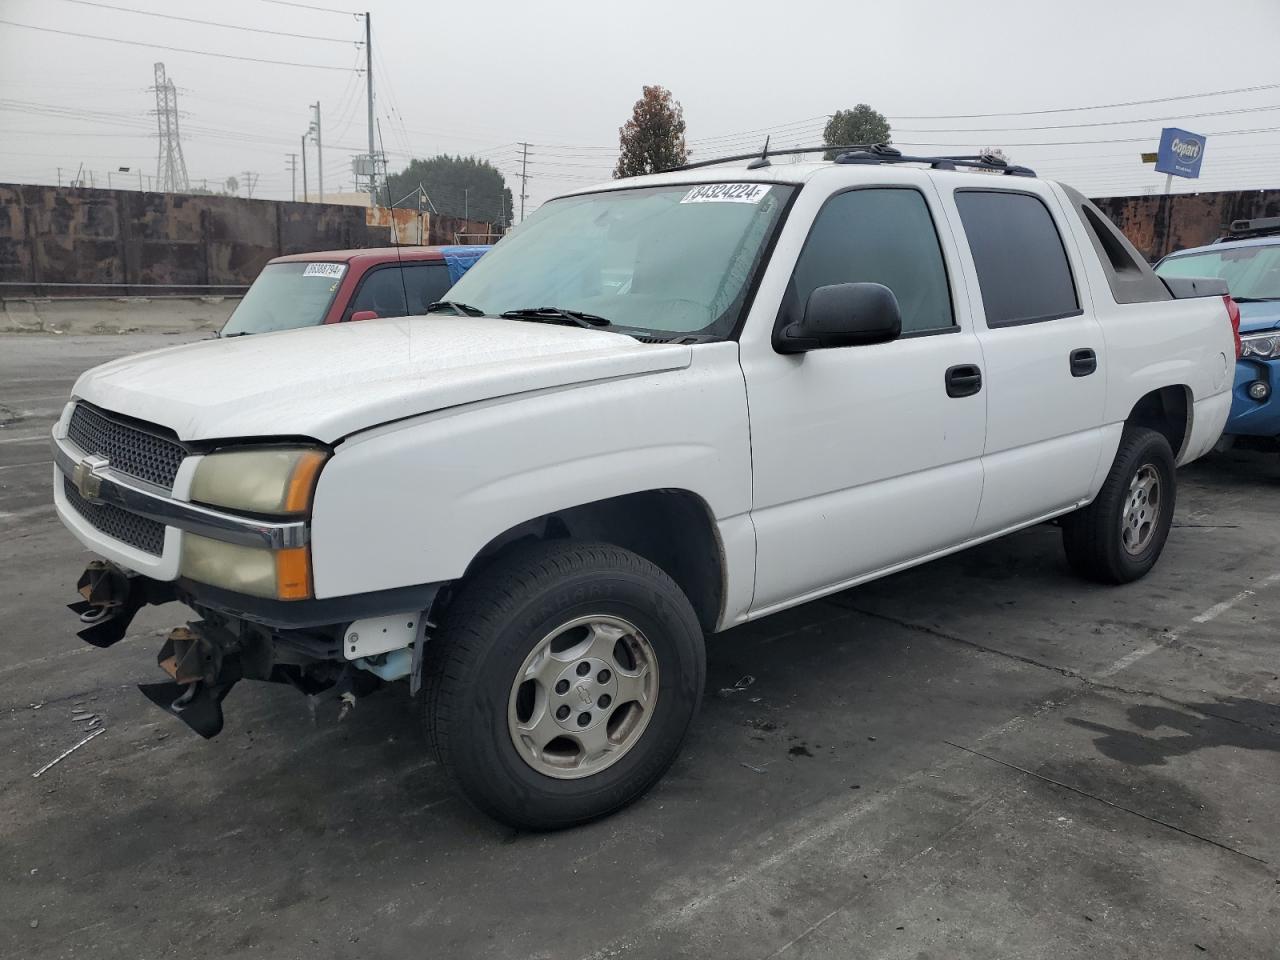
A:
[[2, 0, 1278, 214]]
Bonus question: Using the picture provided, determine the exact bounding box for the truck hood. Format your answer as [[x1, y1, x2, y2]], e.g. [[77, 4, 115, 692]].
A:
[[1237, 300, 1280, 334], [72, 316, 693, 443]]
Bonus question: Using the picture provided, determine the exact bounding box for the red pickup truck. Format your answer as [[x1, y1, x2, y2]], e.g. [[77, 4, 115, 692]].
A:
[[219, 245, 491, 337]]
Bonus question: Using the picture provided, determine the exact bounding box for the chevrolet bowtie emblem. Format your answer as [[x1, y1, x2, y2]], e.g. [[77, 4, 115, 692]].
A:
[[72, 454, 109, 501]]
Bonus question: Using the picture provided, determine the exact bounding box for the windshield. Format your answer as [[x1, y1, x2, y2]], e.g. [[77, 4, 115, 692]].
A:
[[445, 182, 795, 338], [1156, 244, 1280, 300], [220, 261, 347, 336]]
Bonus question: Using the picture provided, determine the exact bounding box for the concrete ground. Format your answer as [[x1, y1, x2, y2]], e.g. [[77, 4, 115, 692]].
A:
[[1, 334, 1278, 960]]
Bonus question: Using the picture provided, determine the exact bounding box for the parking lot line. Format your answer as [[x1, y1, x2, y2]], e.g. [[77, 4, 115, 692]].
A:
[[1097, 570, 1280, 678], [0, 434, 50, 445]]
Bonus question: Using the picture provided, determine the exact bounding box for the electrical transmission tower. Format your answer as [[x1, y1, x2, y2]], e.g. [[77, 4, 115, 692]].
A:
[[150, 62, 189, 193]]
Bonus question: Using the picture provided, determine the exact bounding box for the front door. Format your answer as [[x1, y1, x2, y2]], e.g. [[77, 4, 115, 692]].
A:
[[741, 183, 987, 615]]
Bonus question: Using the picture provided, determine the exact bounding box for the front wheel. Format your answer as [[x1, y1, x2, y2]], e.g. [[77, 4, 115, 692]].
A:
[[1062, 426, 1176, 584], [421, 540, 705, 829]]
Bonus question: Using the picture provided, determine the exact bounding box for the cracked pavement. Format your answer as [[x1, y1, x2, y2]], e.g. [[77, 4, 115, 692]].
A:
[[2, 334, 1279, 959]]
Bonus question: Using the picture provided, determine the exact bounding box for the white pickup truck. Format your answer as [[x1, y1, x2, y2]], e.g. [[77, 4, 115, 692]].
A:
[[53, 147, 1237, 828]]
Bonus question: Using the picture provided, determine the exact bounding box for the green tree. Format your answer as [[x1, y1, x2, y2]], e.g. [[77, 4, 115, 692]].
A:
[[614, 85, 687, 178], [385, 155, 512, 224], [823, 105, 892, 153]]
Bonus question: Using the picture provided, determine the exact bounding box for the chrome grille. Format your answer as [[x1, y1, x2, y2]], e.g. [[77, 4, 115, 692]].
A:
[[63, 477, 165, 556], [67, 403, 186, 489]]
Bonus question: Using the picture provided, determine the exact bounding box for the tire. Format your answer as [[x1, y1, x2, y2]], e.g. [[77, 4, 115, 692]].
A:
[[1062, 426, 1176, 584], [420, 539, 706, 829]]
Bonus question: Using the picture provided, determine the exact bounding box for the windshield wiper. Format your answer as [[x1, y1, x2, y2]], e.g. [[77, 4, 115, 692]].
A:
[[1231, 296, 1280, 303], [426, 300, 486, 316], [500, 306, 611, 328]]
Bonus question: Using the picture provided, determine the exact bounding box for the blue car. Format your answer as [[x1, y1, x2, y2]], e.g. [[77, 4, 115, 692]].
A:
[[1156, 219, 1280, 443]]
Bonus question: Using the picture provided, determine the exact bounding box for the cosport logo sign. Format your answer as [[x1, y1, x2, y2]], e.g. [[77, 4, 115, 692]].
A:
[[1155, 127, 1207, 179]]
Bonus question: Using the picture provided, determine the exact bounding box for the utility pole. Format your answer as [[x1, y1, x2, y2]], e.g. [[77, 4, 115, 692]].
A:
[[301, 133, 309, 201], [310, 102, 323, 202], [241, 171, 258, 199], [518, 141, 530, 222], [365, 11, 376, 207], [56, 167, 62, 187], [464, 187, 469, 222], [287, 154, 297, 201], [138, 168, 143, 191]]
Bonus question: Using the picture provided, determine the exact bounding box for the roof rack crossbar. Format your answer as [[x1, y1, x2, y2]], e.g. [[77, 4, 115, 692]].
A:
[[834, 149, 1036, 177], [667, 144, 876, 172], [662, 143, 1035, 177], [1225, 216, 1280, 240]]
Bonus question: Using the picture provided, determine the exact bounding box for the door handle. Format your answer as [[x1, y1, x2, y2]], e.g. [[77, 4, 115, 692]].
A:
[[1070, 348, 1097, 377], [945, 364, 982, 398]]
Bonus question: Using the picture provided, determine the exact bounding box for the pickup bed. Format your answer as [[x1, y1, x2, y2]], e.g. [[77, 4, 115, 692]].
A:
[[51, 149, 1235, 828]]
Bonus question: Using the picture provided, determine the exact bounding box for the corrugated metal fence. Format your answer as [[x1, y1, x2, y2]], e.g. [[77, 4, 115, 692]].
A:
[[0, 183, 498, 295]]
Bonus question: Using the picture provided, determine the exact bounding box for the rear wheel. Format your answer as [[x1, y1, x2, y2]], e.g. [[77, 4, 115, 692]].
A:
[[1062, 426, 1176, 584], [421, 540, 705, 829]]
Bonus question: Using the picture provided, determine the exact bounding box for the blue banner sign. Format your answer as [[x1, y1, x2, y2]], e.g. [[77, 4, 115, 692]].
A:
[[1154, 127, 1206, 179]]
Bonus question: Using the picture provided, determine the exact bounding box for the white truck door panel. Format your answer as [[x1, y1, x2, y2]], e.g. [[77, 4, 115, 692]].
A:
[[943, 186, 1107, 533], [740, 182, 986, 614]]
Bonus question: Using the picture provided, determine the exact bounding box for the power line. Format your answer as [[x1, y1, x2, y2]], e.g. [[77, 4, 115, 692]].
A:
[[896, 102, 1280, 134], [893, 124, 1280, 149], [260, 0, 360, 15], [0, 18, 363, 71], [54, 0, 363, 44], [889, 80, 1280, 120]]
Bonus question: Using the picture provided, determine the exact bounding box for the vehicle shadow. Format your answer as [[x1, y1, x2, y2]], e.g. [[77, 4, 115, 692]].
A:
[[1066, 696, 1280, 767]]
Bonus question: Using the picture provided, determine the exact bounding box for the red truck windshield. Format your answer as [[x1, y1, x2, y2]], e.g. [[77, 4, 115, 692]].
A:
[[221, 261, 347, 336]]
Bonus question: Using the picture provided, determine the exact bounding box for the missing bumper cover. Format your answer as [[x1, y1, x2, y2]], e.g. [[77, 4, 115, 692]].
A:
[[67, 560, 175, 648]]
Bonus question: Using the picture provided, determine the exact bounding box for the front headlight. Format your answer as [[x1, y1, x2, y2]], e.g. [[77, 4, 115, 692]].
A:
[[190, 447, 328, 515], [183, 446, 327, 600], [1240, 333, 1280, 360]]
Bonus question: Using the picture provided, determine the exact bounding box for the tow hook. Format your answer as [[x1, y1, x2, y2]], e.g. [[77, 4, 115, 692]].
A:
[[66, 560, 174, 648], [139, 621, 243, 739]]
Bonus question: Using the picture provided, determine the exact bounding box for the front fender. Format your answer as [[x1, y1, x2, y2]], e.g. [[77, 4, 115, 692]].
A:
[[308, 343, 753, 601]]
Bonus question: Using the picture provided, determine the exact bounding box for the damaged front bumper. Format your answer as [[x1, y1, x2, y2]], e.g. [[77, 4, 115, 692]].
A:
[[69, 559, 440, 739]]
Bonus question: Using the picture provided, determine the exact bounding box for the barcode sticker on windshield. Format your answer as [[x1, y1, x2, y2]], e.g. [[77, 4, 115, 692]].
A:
[[302, 262, 346, 279], [680, 183, 771, 204]]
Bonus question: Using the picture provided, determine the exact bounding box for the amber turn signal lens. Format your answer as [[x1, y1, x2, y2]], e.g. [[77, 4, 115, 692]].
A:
[[284, 450, 328, 515], [275, 547, 312, 601]]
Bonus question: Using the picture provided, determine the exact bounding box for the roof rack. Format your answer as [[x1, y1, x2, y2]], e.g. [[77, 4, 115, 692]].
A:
[[665, 141, 1036, 177], [1224, 217, 1280, 241]]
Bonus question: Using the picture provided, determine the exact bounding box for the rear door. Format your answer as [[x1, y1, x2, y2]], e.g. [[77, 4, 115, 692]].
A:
[[943, 186, 1106, 534]]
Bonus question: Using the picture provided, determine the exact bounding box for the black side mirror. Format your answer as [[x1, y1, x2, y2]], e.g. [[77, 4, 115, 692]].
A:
[[776, 282, 902, 354]]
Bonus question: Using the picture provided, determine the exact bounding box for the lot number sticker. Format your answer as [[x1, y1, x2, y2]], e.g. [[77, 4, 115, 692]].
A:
[[680, 183, 771, 204], [302, 262, 346, 279]]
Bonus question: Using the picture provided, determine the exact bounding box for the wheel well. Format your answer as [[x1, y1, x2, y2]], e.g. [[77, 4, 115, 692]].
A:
[[1126, 385, 1190, 458], [457, 490, 725, 632]]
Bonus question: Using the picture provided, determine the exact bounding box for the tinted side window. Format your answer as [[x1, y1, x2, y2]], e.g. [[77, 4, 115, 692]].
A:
[[348, 267, 408, 319], [955, 191, 1079, 327], [401, 263, 452, 315], [790, 188, 954, 334]]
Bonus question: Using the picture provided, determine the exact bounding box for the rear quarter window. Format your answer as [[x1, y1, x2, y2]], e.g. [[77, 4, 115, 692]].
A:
[[955, 190, 1080, 327]]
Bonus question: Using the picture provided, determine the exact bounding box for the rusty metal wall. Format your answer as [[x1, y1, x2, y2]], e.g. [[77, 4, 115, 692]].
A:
[[1091, 190, 1280, 262], [0, 183, 498, 292], [5, 181, 1274, 290]]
